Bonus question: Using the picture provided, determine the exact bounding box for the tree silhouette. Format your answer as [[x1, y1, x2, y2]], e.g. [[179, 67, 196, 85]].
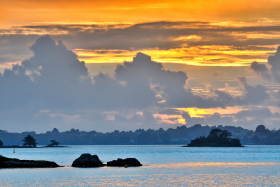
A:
[[52, 128, 59, 133], [49, 140, 60, 146], [0, 140, 3, 146], [23, 135, 37, 147], [256, 125, 266, 133]]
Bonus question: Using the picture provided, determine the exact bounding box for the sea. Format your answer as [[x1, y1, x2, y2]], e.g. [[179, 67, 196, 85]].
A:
[[0, 145, 279, 186]]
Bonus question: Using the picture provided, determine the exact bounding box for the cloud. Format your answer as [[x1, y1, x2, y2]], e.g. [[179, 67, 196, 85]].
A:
[[158, 109, 181, 115], [181, 107, 280, 130], [167, 75, 268, 109], [237, 76, 269, 105], [235, 107, 273, 119], [250, 61, 271, 80], [213, 72, 226, 76], [182, 112, 205, 125], [268, 46, 280, 83], [2, 21, 280, 68], [181, 111, 235, 127], [251, 46, 280, 84], [0, 35, 272, 132]]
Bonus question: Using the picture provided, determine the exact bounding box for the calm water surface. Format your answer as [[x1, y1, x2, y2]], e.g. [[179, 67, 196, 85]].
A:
[[0, 145, 279, 186]]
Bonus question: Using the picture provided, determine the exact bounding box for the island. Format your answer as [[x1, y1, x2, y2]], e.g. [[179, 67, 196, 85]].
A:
[[0, 137, 68, 148], [43, 140, 68, 148], [184, 128, 244, 147], [0, 135, 40, 148]]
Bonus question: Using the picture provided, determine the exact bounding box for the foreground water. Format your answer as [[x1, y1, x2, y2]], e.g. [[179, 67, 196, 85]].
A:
[[0, 145, 279, 186]]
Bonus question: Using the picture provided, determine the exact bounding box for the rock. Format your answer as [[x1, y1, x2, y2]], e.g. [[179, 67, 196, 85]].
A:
[[0, 155, 61, 168], [72, 153, 104, 168], [107, 158, 142, 167]]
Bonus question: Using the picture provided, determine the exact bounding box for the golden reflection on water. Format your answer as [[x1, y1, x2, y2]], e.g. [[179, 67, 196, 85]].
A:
[[1, 162, 280, 186], [148, 162, 279, 168]]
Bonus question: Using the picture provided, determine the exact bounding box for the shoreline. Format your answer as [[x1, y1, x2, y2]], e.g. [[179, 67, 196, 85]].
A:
[[0, 146, 69, 148]]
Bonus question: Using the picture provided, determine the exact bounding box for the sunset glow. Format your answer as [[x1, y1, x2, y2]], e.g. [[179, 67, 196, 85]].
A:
[[74, 45, 277, 66], [1, 0, 280, 133], [2, 2, 280, 187]]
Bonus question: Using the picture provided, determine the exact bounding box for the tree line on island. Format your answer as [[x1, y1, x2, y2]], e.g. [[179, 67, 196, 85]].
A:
[[0, 134, 60, 148], [0, 124, 279, 146], [185, 129, 243, 147]]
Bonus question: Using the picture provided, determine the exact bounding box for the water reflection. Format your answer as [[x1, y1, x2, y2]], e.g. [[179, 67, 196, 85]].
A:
[[0, 145, 280, 186], [0, 162, 279, 186]]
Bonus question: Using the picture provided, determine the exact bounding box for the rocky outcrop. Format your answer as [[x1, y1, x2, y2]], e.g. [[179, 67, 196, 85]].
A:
[[107, 158, 142, 167], [0, 156, 61, 168], [72, 153, 105, 168]]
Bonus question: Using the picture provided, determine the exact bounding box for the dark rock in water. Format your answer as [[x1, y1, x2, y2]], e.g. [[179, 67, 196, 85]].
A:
[[107, 158, 142, 167], [0, 155, 61, 168], [72, 153, 105, 168]]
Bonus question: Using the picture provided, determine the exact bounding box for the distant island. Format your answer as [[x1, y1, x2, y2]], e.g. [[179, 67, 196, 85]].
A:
[[185, 129, 244, 147], [0, 124, 279, 145], [0, 135, 67, 148], [43, 140, 68, 148]]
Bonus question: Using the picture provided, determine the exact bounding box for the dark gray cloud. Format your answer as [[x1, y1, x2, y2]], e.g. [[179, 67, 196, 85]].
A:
[[166, 75, 268, 109], [250, 61, 271, 80], [268, 46, 280, 83], [158, 109, 181, 115], [235, 107, 273, 119], [237, 76, 269, 105], [251, 46, 280, 84], [251, 47, 280, 108], [182, 112, 205, 125]]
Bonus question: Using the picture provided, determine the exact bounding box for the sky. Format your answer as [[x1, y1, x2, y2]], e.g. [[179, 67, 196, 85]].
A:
[[1, 0, 280, 133]]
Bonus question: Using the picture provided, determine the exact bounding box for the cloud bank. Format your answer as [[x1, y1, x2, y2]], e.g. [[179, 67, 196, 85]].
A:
[[1, 21, 280, 68], [0, 35, 273, 132]]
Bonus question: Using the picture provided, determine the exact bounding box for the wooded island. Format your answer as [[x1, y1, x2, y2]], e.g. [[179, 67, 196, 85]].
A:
[[185, 129, 243, 147]]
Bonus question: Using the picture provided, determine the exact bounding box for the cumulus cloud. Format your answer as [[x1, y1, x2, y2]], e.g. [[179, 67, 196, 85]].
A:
[[237, 76, 269, 105], [0, 35, 272, 132], [268, 46, 280, 83], [251, 46, 280, 84], [250, 61, 271, 80], [168, 75, 268, 109], [0, 35, 90, 111]]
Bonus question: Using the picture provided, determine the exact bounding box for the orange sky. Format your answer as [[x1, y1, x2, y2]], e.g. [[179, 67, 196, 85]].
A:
[[1, 0, 280, 131], [1, 0, 280, 67], [2, 0, 280, 27]]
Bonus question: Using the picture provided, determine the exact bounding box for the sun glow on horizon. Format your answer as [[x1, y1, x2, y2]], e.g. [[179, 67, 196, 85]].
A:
[[74, 45, 276, 67], [175, 107, 246, 118]]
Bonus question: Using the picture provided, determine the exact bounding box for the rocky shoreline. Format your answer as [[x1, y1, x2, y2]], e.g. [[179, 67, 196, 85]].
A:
[[0, 153, 142, 169], [0, 156, 61, 168]]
